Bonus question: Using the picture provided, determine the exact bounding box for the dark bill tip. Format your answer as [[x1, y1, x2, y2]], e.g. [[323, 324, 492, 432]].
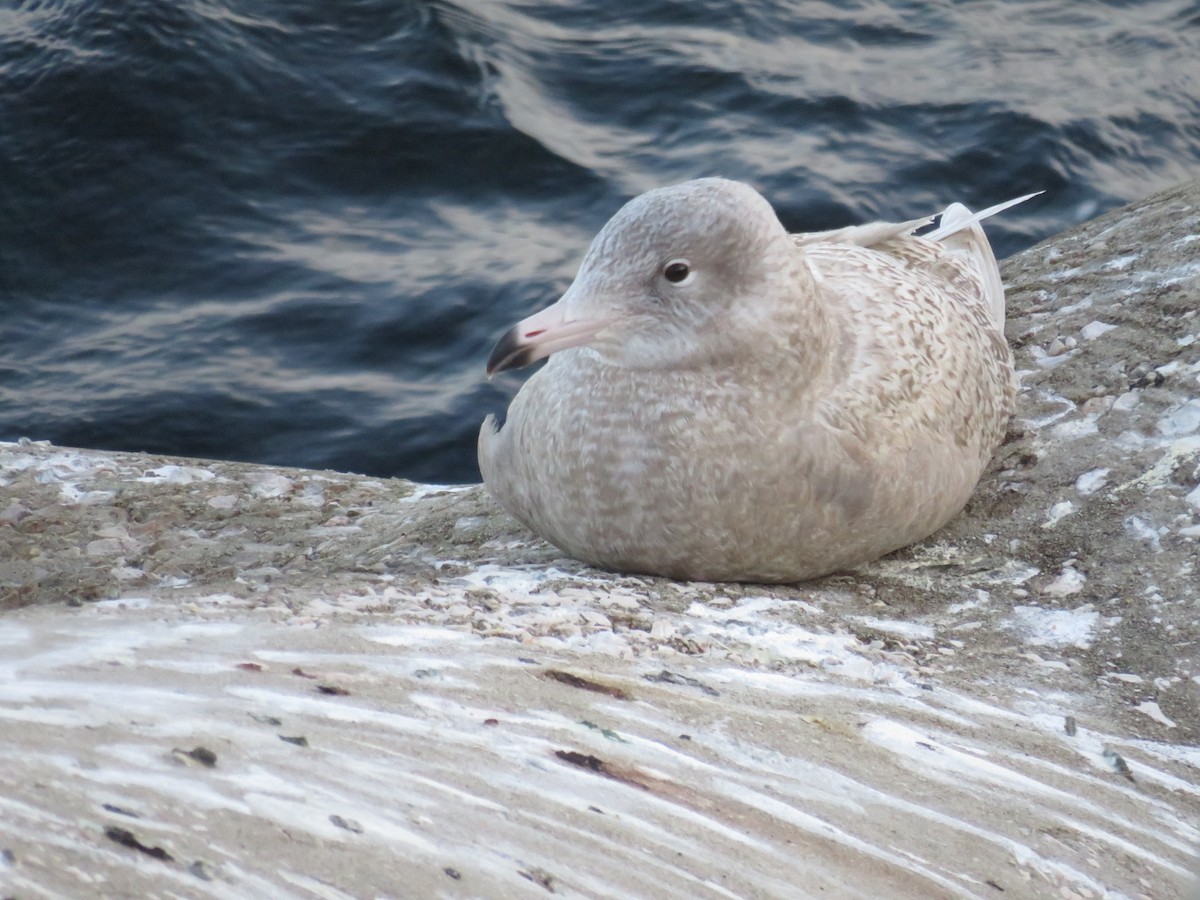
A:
[[486, 325, 537, 377]]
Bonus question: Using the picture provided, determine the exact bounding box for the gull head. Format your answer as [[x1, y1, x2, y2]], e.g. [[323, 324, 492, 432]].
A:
[[487, 178, 802, 375]]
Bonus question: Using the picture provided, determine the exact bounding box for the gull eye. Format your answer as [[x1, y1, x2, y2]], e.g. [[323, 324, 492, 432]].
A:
[[663, 260, 691, 284]]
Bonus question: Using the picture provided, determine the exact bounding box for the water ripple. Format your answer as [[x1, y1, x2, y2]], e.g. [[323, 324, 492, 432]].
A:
[[1, 0, 1198, 480]]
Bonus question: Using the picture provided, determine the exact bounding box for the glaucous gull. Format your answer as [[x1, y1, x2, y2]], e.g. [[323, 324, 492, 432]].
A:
[[479, 178, 1033, 582]]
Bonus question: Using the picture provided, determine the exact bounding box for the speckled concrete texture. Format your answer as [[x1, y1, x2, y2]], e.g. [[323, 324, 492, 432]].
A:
[[2, 180, 1198, 899]]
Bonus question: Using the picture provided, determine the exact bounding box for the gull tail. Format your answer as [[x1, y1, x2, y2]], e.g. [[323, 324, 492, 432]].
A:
[[919, 192, 1042, 327], [919, 192, 1042, 243]]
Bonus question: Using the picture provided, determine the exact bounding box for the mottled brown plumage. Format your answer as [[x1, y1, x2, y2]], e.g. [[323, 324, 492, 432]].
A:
[[479, 178, 1026, 582]]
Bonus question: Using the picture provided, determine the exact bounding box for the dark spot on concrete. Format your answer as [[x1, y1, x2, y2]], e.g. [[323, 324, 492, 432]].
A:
[[643, 670, 720, 696], [330, 815, 363, 833], [543, 669, 630, 699], [105, 826, 174, 863]]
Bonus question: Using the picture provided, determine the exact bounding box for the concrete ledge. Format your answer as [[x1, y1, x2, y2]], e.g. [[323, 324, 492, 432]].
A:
[[2, 181, 1199, 898]]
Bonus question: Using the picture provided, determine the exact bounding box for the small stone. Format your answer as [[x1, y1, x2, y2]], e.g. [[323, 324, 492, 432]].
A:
[[329, 815, 364, 834], [1080, 395, 1114, 416], [189, 861, 215, 881], [1102, 749, 1135, 781], [1041, 566, 1086, 597], [248, 473, 295, 498], [650, 620, 677, 640], [172, 746, 218, 768], [1111, 391, 1140, 411], [1042, 501, 1075, 528], [1127, 362, 1164, 388], [1075, 468, 1109, 495], [580, 610, 612, 628], [1080, 320, 1117, 340], [599, 593, 641, 610]]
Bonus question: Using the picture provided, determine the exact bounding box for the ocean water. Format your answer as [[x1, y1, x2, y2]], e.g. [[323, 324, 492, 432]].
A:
[[2, 0, 1198, 484]]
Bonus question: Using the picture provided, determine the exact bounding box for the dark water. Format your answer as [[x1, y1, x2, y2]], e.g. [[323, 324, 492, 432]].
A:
[[2, 0, 1198, 483]]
